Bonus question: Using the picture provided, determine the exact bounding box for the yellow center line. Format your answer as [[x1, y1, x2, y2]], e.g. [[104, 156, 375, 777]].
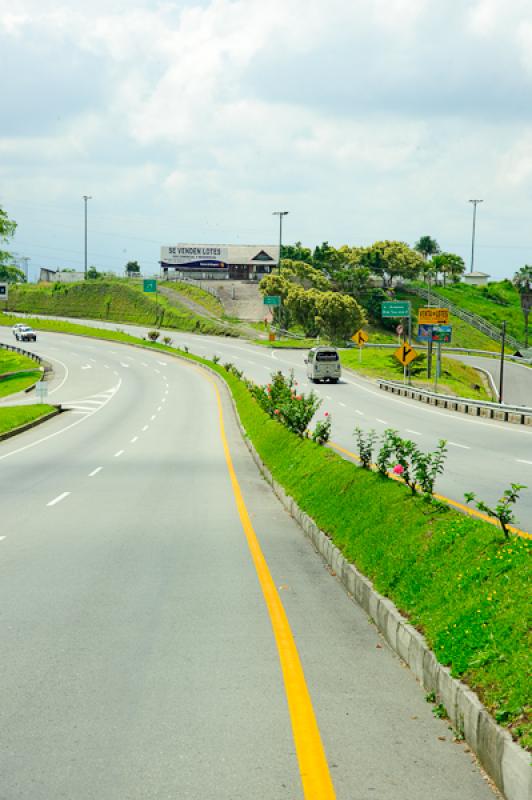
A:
[[200, 369, 336, 800]]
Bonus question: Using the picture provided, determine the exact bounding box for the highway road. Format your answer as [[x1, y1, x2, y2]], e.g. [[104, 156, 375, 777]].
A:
[[0, 329, 498, 799], [10, 317, 529, 533]]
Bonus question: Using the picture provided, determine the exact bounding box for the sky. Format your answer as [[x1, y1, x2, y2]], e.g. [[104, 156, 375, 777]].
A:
[[1, 0, 532, 282]]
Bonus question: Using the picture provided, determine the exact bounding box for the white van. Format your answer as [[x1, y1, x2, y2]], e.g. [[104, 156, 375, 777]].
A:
[[305, 346, 341, 383]]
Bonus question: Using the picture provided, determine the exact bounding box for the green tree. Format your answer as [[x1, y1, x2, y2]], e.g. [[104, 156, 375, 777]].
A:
[[513, 265, 532, 348], [414, 235, 440, 261], [87, 266, 102, 280], [312, 242, 351, 275], [285, 285, 322, 336], [281, 259, 330, 291], [0, 205, 18, 276], [359, 241, 424, 288], [0, 265, 26, 283], [125, 260, 141, 276], [314, 291, 366, 343], [281, 241, 312, 264], [432, 252, 465, 285]]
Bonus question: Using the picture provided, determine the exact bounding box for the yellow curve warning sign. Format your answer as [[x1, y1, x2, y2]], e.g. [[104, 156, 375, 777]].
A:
[[351, 329, 369, 346], [394, 342, 418, 366]]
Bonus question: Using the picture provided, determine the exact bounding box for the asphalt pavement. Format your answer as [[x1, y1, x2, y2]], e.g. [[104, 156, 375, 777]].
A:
[[0, 329, 499, 798]]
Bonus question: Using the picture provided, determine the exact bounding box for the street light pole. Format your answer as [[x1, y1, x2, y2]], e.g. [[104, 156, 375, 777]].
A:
[[272, 211, 289, 275], [83, 195, 92, 279], [468, 199, 483, 273]]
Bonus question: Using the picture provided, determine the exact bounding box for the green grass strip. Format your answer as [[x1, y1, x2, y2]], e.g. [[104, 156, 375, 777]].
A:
[[0, 404, 56, 435]]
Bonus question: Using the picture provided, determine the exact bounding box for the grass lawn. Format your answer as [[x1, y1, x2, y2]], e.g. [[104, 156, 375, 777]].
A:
[[160, 280, 225, 316], [0, 350, 42, 398], [341, 347, 492, 400], [0, 404, 56, 435]]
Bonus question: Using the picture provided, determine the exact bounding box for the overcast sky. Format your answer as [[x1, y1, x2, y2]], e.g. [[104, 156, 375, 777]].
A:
[[1, 0, 532, 281]]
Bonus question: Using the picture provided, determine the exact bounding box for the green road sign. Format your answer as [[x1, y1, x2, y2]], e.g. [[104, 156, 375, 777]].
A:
[[263, 295, 281, 306], [143, 279, 157, 293], [381, 301, 410, 318]]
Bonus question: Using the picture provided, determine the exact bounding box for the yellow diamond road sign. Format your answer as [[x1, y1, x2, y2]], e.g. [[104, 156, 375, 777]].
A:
[[394, 342, 418, 367], [352, 329, 369, 345]]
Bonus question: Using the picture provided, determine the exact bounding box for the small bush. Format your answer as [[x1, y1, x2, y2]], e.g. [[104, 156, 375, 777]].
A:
[[147, 330, 160, 341]]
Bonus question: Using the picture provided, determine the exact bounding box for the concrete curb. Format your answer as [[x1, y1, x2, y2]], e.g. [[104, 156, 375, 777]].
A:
[[204, 367, 529, 800], [378, 379, 532, 426], [0, 406, 63, 442]]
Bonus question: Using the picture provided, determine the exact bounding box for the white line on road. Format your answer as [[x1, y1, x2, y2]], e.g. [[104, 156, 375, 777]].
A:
[[162, 398, 166, 403], [163, 375, 167, 380], [142, 425, 149, 432], [89, 467, 102, 477], [325, 395, 332, 400], [448, 441, 471, 450], [406, 429, 422, 436], [114, 450, 124, 457], [157, 406, 162, 412], [131, 436, 138, 443], [164, 389, 168, 395], [339, 402, 347, 408], [0, 536, 5, 542], [141, 362, 148, 367], [89, 358, 97, 363], [376, 418, 389, 425], [113, 371, 119, 376], [120, 362, 129, 368], [151, 415, 156, 421], [154, 368, 161, 374], [47, 492, 70, 507], [81, 364, 92, 370], [104, 364, 110, 369], [355, 409, 364, 416], [516, 459, 532, 465], [157, 361, 168, 366]]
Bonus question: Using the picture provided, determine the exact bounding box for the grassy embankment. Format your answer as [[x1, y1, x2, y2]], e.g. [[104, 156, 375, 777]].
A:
[[341, 348, 492, 400], [4, 280, 237, 337], [0, 350, 42, 398], [0, 404, 56, 435], [0, 310, 528, 746], [410, 280, 526, 345], [160, 280, 225, 317]]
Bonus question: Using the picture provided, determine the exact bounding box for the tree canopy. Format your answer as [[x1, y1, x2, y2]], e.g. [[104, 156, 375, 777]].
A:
[[414, 235, 440, 261], [431, 252, 465, 285], [125, 260, 141, 275], [0, 205, 21, 280], [358, 241, 424, 287], [513, 265, 532, 294]]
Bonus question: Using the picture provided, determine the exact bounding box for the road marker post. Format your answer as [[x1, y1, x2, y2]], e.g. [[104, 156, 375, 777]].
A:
[[351, 329, 368, 362]]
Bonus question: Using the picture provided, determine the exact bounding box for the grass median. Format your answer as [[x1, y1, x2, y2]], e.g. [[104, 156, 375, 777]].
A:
[[0, 311, 528, 748], [0, 350, 42, 398], [0, 404, 56, 436]]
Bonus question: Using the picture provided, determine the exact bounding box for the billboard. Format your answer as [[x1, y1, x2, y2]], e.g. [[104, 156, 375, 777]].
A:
[[418, 307, 449, 324], [160, 244, 279, 268]]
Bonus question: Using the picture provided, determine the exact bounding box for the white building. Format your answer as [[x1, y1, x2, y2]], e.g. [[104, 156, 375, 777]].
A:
[[462, 271, 490, 286], [160, 243, 279, 281]]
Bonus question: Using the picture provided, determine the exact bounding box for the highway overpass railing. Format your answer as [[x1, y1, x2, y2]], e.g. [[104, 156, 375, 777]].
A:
[[377, 379, 532, 425]]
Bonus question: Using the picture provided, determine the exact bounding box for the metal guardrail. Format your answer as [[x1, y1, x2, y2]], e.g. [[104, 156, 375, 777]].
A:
[[0, 341, 42, 364], [377, 379, 532, 425], [403, 285, 523, 350], [359, 341, 532, 365]]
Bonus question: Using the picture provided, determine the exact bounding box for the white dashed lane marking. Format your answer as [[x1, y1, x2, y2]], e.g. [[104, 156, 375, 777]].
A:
[[406, 429, 422, 436], [114, 450, 124, 458], [142, 425, 149, 432], [516, 459, 532, 465], [47, 492, 70, 507], [89, 467, 102, 477], [131, 436, 138, 444], [448, 442, 471, 450], [376, 418, 389, 425]]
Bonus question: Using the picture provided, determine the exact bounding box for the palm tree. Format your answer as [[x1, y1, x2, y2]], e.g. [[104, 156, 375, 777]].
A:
[[513, 265, 532, 348], [414, 236, 441, 284]]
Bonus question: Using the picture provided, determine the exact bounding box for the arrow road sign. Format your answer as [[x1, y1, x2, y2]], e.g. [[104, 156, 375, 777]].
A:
[[394, 342, 418, 367]]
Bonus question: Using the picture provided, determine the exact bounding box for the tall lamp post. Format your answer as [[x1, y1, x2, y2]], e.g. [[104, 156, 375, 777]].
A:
[[468, 199, 483, 273], [83, 195, 92, 279], [272, 211, 289, 274]]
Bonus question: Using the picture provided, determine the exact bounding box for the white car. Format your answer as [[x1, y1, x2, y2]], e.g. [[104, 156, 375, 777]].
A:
[[15, 326, 37, 342], [12, 323, 25, 337]]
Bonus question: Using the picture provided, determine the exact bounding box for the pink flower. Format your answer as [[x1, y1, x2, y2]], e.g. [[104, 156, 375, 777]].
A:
[[296, 395, 302, 401], [393, 464, 404, 475], [324, 412, 329, 417], [274, 409, 280, 415]]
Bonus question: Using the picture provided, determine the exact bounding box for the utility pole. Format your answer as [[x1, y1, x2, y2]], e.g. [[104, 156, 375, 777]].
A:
[[83, 195, 92, 279], [272, 211, 289, 275], [468, 199, 483, 273]]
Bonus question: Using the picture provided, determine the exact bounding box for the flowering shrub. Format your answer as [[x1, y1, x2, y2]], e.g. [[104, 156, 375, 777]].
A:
[[353, 427, 378, 469], [312, 413, 332, 445], [250, 370, 321, 437]]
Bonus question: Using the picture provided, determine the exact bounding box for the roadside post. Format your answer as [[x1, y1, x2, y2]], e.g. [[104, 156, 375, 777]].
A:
[[143, 279, 158, 325], [499, 320, 506, 403], [0, 282, 8, 311], [35, 380, 48, 404], [431, 325, 452, 393], [351, 329, 369, 362]]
